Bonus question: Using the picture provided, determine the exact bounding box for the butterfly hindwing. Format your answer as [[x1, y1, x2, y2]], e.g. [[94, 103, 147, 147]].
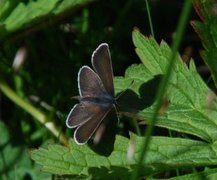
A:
[[66, 102, 96, 128], [74, 103, 112, 144]]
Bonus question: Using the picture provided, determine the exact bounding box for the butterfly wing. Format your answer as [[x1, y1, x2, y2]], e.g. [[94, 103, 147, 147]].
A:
[[91, 43, 115, 97], [74, 103, 112, 144], [66, 45, 116, 145], [66, 102, 93, 128], [66, 66, 110, 127], [78, 66, 108, 98]]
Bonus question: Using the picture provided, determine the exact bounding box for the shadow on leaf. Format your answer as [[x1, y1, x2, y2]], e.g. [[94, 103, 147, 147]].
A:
[[88, 166, 131, 180], [117, 75, 162, 112], [88, 75, 161, 156]]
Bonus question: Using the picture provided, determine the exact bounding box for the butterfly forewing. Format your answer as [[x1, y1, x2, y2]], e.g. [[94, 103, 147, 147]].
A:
[[78, 66, 108, 98], [92, 43, 114, 97]]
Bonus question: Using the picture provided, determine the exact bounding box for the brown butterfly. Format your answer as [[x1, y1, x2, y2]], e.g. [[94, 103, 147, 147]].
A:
[[66, 43, 116, 145]]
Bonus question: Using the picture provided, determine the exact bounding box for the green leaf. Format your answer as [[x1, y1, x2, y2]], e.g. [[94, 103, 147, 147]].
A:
[[31, 134, 217, 178], [0, 121, 50, 179], [116, 29, 217, 143], [3, 0, 58, 31], [0, 0, 93, 38], [155, 168, 217, 180], [53, 0, 93, 14], [115, 64, 153, 96], [192, 0, 217, 86]]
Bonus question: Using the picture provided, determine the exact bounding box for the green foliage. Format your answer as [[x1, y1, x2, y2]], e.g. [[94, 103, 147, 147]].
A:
[[1, 0, 217, 179], [131, 30, 217, 143], [0, 121, 50, 179], [31, 27, 217, 178], [0, 0, 93, 38], [191, 0, 217, 86], [32, 134, 217, 178], [162, 168, 217, 180]]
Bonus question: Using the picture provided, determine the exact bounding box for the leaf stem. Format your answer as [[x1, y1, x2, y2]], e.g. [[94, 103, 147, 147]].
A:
[[0, 76, 69, 146], [131, 1, 192, 179], [145, 0, 155, 37]]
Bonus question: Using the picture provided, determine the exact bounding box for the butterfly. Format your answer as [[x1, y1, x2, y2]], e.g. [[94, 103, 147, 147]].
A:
[[66, 43, 117, 145]]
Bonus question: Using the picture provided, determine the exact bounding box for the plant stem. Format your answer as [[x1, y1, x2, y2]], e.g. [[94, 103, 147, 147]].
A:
[[0, 76, 68, 146], [145, 0, 155, 37], [131, 1, 192, 179]]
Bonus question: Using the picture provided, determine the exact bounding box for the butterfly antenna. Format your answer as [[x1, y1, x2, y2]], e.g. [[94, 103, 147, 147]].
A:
[[115, 80, 134, 100], [114, 103, 121, 124]]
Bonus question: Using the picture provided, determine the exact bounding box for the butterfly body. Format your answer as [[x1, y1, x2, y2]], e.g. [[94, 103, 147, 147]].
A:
[[66, 43, 116, 145], [81, 96, 115, 106]]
